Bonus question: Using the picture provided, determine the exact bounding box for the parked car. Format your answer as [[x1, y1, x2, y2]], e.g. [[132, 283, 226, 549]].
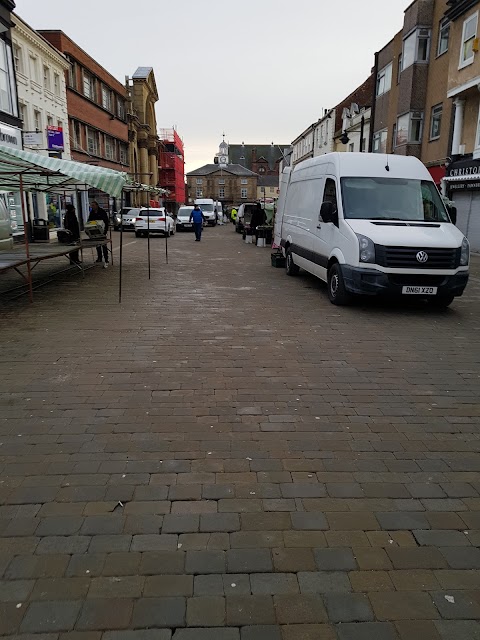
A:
[[176, 206, 195, 231], [134, 208, 175, 237], [235, 203, 258, 233], [274, 152, 469, 307], [115, 207, 140, 231]]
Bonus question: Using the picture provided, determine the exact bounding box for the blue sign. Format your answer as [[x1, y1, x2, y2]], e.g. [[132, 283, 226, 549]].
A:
[[47, 126, 64, 151]]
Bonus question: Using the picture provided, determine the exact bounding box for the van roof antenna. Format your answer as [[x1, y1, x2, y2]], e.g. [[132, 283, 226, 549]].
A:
[[385, 155, 390, 172]]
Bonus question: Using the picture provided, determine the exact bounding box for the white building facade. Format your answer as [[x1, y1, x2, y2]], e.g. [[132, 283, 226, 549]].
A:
[[313, 109, 335, 157], [12, 13, 70, 224]]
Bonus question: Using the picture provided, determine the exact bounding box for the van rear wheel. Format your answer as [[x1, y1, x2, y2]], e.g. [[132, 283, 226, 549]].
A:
[[286, 248, 299, 276], [328, 263, 351, 305]]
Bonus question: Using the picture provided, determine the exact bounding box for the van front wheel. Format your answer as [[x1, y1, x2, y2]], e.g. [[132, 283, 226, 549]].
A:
[[286, 248, 299, 276], [328, 263, 351, 305]]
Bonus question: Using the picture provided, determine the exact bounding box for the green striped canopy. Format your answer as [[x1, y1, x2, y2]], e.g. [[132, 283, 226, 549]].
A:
[[0, 144, 127, 197]]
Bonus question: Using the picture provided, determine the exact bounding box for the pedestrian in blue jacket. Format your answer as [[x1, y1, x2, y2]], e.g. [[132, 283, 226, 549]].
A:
[[189, 205, 206, 241]]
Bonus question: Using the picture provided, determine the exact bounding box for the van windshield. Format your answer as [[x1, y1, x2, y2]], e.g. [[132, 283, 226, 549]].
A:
[[340, 177, 450, 223], [199, 203, 214, 212]]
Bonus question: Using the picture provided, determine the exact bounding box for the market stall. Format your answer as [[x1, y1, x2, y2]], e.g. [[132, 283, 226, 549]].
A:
[[0, 143, 127, 302]]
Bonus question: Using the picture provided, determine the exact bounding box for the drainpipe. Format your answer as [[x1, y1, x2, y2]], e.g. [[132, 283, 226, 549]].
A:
[[369, 52, 379, 152]]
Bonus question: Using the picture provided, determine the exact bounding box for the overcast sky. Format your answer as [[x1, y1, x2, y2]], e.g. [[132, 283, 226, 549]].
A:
[[18, 0, 408, 173]]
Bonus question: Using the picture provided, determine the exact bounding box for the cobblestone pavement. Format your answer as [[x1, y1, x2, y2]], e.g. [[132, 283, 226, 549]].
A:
[[1, 225, 480, 639]]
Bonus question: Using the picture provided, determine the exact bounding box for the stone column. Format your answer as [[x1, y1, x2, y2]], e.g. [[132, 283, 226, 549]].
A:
[[452, 99, 466, 155], [137, 137, 149, 205]]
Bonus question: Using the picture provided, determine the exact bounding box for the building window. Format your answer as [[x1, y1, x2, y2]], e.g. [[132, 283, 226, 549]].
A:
[[34, 110, 41, 131], [196, 188, 203, 197], [67, 58, 76, 90], [102, 85, 112, 111], [241, 178, 248, 185], [397, 54, 402, 82], [105, 136, 115, 160], [430, 104, 443, 140], [0, 41, 16, 115], [219, 187, 225, 198], [86, 127, 99, 155], [47, 116, 53, 126], [376, 62, 392, 96], [18, 102, 25, 125], [348, 143, 354, 152], [29, 53, 39, 83], [43, 66, 51, 92], [72, 120, 81, 149], [53, 73, 60, 96], [460, 12, 478, 68], [438, 18, 450, 56], [396, 112, 423, 145], [83, 71, 95, 100], [403, 28, 431, 70], [13, 44, 23, 75], [241, 188, 248, 198], [196, 178, 203, 185], [218, 178, 225, 185], [119, 144, 128, 164], [392, 124, 397, 151], [117, 98, 126, 120], [373, 129, 388, 153]]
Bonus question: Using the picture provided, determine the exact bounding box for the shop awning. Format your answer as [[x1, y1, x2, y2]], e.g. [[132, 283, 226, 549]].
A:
[[0, 144, 128, 197]]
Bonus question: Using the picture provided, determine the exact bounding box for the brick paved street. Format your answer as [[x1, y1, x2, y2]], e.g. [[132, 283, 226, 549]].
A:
[[1, 225, 480, 639]]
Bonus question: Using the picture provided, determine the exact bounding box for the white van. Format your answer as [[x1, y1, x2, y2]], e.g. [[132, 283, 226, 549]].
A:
[[274, 153, 469, 308], [194, 198, 216, 226]]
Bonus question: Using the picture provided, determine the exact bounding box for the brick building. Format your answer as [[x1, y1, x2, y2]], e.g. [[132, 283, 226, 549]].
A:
[[39, 30, 129, 217], [442, 0, 480, 250], [371, 0, 452, 186]]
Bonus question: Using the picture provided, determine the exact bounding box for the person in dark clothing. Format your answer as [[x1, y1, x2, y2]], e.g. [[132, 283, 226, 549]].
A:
[[189, 204, 206, 241], [88, 200, 110, 265], [250, 202, 266, 237], [63, 204, 81, 264]]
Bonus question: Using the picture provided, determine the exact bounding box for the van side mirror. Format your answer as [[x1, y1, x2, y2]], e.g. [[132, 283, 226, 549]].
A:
[[448, 205, 457, 226], [320, 201, 337, 225]]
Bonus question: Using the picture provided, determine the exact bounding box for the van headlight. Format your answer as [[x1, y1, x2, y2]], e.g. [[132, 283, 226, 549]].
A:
[[460, 237, 470, 266], [356, 234, 375, 263]]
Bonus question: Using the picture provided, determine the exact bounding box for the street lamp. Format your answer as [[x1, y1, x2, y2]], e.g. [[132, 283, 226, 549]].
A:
[[340, 114, 366, 152]]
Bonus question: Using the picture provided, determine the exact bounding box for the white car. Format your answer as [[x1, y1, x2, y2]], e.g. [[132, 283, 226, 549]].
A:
[[134, 208, 175, 237], [176, 206, 195, 231]]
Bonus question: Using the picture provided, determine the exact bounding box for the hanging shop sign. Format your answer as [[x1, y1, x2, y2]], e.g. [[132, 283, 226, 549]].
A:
[[47, 125, 64, 151], [0, 123, 22, 149]]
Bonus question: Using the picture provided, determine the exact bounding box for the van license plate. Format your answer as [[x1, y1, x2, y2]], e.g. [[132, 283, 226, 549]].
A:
[[402, 286, 438, 295]]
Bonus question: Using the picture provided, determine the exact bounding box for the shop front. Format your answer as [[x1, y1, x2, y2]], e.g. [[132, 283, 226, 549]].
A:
[[0, 123, 24, 236], [444, 157, 480, 253]]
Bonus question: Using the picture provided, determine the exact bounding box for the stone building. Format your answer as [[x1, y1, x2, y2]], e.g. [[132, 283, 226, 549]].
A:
[[186, 164, 257, 208], [126, 67, 159, 205]]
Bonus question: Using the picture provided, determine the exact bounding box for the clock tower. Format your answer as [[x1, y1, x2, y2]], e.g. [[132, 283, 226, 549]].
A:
[[215, 134, 229, 166]]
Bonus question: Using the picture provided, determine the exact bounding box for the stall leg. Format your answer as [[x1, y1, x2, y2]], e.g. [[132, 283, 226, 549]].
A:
[[19, 176, 33, 303], [119, 192, 124, 304]]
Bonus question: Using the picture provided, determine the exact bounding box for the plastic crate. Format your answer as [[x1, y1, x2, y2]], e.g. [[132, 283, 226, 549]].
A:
[[271, 253, 286, 268]]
